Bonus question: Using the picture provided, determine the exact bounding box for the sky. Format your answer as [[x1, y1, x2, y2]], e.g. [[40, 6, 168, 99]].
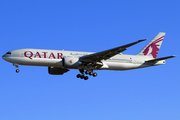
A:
[[0, 0, 180, 120]]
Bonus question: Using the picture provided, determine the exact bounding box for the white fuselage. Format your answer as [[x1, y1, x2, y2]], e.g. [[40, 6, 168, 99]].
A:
[[2, 48, 165, 71]]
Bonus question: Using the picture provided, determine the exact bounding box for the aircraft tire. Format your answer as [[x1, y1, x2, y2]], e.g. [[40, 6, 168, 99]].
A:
[[80, 75, 84, 79], [93, 72, 97, 77], [85, 70, 89, 74], [84, 76, 88, 80], [16, 69, 20, 73], [89, 72, 93, 76], [77, 74, 81, 78]]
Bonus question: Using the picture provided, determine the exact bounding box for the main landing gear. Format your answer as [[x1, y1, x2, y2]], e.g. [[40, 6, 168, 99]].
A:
[[77, 74, 89, 80], [76, 69, 97, 80], [13, 63, 20, 73]]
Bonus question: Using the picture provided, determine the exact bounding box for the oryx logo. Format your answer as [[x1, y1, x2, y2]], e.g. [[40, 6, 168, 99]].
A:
[[143, 36, 164, 58], [69, 60, 72, 63]]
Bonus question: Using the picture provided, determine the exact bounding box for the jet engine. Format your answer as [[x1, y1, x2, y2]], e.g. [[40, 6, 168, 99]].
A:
[[62, 57, 82, 68], [48, 67, 69, 75]]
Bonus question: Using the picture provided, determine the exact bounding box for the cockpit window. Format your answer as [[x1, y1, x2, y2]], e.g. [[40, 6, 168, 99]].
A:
[[6, 52, 11, 54]]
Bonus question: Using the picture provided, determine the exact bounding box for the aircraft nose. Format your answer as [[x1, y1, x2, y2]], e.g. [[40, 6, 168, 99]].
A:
[[2, 54, 6, 60], [2, 51, 13, 62]]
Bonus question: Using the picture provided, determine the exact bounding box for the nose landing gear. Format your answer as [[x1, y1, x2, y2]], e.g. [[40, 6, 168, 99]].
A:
[[13, 63, 20, 73], [16, 69, 20, 73]]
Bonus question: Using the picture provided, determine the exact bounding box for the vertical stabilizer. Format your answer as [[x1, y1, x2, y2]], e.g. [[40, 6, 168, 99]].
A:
[[137, 32, 165, 58]]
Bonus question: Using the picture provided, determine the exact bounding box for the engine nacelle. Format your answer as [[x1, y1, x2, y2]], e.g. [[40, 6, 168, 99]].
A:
[[62, 57, 82, 68], [48, 67, 69, 75]]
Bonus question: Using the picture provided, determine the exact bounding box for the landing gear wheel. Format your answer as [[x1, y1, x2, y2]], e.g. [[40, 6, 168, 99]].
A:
[[80, 75, 85, 79], [77, 74, 81, 78], [93, 72, 97, 77], [77, 69, 97, 79], [84, 76, 88, 80], [13, 63, 20, 73], [85, 70, 89, 74], [16, 69, 20, 73], [89, 71, 93, 76]]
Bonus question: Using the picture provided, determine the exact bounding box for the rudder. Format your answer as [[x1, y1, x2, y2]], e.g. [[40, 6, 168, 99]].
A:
[[137, 32, 165, 58]]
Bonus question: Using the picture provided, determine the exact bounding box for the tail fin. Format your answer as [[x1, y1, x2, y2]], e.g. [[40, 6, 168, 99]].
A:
[[137, 32, 165, 58]]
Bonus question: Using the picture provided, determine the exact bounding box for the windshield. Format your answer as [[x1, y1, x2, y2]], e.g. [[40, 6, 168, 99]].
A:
[[6, 52, 11, 54]]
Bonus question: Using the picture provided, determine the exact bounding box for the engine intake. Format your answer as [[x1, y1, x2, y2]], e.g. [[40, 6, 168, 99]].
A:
[[62, 57, 82, 68]]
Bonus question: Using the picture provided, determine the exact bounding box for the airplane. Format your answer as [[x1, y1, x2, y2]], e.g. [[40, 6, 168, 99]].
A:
[[2, 32, 176, 80]]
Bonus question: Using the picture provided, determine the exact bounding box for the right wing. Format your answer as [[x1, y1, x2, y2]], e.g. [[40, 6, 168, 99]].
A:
[[80, 39, 146, 62]]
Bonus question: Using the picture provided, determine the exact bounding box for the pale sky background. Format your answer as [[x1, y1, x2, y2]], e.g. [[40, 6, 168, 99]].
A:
[[0, 0, 180, 120]]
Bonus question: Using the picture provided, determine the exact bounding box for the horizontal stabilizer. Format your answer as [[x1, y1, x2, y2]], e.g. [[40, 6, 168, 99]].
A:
[[146, 55, 176, 62]]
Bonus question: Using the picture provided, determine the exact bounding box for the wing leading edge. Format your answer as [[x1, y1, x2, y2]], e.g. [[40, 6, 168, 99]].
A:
[[80, 39, 146, 62]]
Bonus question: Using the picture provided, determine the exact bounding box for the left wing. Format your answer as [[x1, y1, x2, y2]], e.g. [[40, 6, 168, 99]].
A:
[[80, 39, 146, 62]]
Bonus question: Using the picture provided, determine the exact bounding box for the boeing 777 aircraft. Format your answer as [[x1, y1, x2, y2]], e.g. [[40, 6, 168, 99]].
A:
[[2, 32, 176, 80]]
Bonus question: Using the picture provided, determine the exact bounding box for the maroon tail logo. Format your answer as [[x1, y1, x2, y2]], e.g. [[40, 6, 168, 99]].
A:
[[143, 36, 164, 58]]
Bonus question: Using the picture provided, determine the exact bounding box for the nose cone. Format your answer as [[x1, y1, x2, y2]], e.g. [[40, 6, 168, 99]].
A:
[[2, 54, 5, 59], [2, 51, 14, 63], [2, 54, 7, 61]]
